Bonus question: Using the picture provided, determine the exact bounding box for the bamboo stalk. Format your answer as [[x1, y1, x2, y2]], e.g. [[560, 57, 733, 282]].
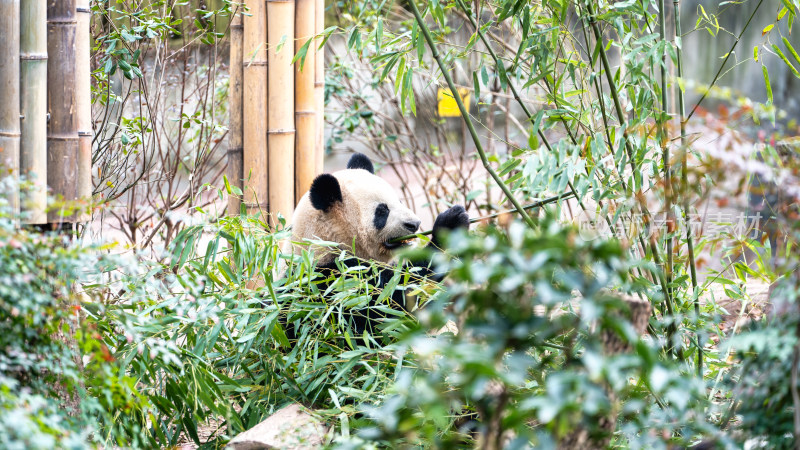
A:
[[407, 0, 536, 229], [242, 0, 268, 215], [47, 0, 78, 223], [454, 0, 588, 217], [76, 0, 91, 221], [585, 1, 675, 344], [389, 193, 575, 244], [314, 0, 324, 174], [0, 0, 21, 214], [20, 0, 47, 224], [228, 11, 244, 216], [267, 0, 295, 225], [294, 0, 315, 203], [658, 0, 678, 356], [674, 0, 701, 375]]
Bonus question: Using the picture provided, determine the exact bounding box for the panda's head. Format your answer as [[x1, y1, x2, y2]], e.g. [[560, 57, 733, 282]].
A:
[[290, 153, 422, 264]]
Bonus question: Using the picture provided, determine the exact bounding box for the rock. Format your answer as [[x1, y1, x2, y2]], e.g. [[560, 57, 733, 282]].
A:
[[227, 403, 327, 450]]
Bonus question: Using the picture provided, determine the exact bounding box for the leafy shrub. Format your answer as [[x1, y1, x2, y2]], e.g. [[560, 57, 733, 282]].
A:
[[0, 376, 88, 450], [0, 197, 150, 448], [0, 204, 93, 447], [721, 276, 800, 448], [334, 219, 726, 448]]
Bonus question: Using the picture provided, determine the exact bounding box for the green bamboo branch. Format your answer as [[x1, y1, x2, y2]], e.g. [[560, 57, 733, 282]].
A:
[[388, 193, 575, 244], [451, 0, 588, 212], [674, 0, 702, 375], [685, 0, 765, 122], [460, 2, 658, 295], [584, 0, 677, 351], [406, 0, 536, 229], [658, 0, 678, 356], [462, 1, 657, 294]]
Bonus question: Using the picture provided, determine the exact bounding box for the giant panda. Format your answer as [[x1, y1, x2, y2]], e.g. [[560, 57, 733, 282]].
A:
[[287, 152, 469, 340]]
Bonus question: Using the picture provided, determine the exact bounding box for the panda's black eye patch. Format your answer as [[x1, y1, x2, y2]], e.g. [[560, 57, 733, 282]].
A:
[[373, 203, 389, 230]]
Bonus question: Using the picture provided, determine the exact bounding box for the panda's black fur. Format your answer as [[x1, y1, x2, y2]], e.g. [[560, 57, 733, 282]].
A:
[[286, 153, 469, 341]]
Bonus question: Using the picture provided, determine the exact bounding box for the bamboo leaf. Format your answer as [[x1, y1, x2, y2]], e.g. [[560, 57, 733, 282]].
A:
[[376, 18, 383, 51], [783, 37, 800, 66], [276, 34, 288, 53], [772, 44, 800, 78], [762, 65, 773, 103], [292, 38, 313, 71], [472, 71, 480, 101]]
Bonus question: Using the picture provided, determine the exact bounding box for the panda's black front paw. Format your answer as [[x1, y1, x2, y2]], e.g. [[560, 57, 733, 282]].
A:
[[431, 205, 469, 248]]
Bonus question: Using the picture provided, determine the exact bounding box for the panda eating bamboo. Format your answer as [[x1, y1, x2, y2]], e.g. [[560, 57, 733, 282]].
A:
[[287, 153, 469, 340]]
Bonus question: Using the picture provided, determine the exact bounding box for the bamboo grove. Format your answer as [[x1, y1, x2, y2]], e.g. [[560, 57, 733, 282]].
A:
[[227, 0, 327, 223], [0, 0, 92, 225]]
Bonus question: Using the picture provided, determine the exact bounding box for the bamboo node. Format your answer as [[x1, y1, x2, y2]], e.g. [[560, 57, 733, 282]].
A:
[[244, 60, 268, 67], [20, 53, 48, 61], [47, 134, 80, 141], [0, 131, 22, 138], [78, 131, 92, 136], [47, 19, 79, 25], [76, 7, 91, 13], [295, 111, 316, 116], [227, 146, 244, 154], [267, 129, 296, 135]]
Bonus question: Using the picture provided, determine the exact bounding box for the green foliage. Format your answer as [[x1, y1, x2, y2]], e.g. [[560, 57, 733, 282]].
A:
[[69, 213, 432, 447], [0, 196, 149, 448], [3, 0, 800, 447], [335, 219, 723, 448], [0, 376, 89, 450]]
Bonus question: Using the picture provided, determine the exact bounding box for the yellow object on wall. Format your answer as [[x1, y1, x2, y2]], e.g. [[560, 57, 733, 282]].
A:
[[437, 87, 470, 117]]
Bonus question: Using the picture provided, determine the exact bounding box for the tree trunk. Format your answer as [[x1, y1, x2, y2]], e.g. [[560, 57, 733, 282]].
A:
[[243, 0, 268, 216], [227, 11, 244, 216], [20, 0, 48, 224], [76, 0, 91, 221], [294, 0, 315, 203], [314, 0, 324, 174], [47, 0, 78, 223], [0, 0, 21, 213], [267, 0, 295, 225]]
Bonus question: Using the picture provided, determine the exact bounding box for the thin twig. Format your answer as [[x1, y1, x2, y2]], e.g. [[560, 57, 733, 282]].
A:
[[685, 0, 765, 122], [388, 192, 575, 244]]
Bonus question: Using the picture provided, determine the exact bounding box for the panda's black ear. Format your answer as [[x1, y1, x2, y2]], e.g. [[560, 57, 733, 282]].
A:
[[309, 174, 343, 212], [346, 153, 374, 174]]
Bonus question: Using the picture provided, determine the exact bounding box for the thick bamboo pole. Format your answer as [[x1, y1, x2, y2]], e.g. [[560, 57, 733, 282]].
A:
[[0, 0, 21, 213], [20, 0, 48, 224], [228, 11, 244, 216], [267, 0, 295, 225], [313, 0, 324, 174], [242, 0, 268, 215], [294, 0, 315, 203], [47, 0, 78, 223], [76, 0, 91, 220]]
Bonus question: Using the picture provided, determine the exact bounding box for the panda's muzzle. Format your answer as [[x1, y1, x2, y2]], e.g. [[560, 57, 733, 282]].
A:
[[383, 236, 416, 250], [384, 220, 420, 250]]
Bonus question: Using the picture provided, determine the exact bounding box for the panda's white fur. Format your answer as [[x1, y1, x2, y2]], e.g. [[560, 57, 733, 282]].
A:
[[290, 166, 421, 265]]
